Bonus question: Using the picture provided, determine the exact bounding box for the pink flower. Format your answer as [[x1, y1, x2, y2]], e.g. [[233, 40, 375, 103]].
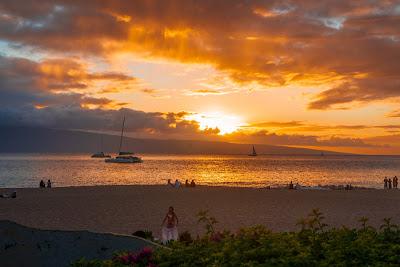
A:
[[210, 232, 223, 242], [113, 247, 154, 265]]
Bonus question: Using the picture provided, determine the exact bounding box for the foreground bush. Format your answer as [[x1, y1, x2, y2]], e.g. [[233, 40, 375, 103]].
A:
[[73, 210, 400, 267], [132, 230, 154, 241]]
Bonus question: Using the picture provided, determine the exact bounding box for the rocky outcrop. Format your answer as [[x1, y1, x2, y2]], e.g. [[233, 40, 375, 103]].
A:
[[0, 220, 159, 267]]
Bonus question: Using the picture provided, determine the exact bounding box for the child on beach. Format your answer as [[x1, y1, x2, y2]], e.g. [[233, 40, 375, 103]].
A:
[[161, 206, 179, 244]]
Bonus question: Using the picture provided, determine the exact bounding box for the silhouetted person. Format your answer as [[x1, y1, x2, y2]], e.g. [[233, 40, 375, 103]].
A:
[[389, 178, 392, 189], [185, 179, 189, 187], [289, 181, 294, 190], [190, 180, 196, 187], [39, 180, 45, 188], [161, 206, 179, 244], [393, 176, 398, 189], [174, 179, 181, 188], [167, 179, 173, 187], [384, 177, 388, 189], [47, 179, 52, 188]]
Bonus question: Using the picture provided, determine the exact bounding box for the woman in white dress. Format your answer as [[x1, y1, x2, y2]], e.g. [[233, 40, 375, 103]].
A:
[[161, 206, 179, 244]]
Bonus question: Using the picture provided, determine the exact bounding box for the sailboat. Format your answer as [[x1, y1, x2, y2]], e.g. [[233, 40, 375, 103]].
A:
[[248, 145, 257, 156], [91, 134, 111, 158], [105, 116, 143, 163]]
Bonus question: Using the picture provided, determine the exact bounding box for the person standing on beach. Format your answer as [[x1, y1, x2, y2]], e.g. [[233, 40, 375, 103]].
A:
[[289, 181, 294, 190], [161, 206, 179, 244], [393, 176, 398, 189], [384, 177, 388, 189], [388, 178, 392, 189]]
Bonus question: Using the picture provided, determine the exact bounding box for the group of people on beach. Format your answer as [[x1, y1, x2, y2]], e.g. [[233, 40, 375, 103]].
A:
[[39, 179, 52, 188], [167, 179, 196, 188], [287, 181, 355, 190], [383, 176, 398, 189]]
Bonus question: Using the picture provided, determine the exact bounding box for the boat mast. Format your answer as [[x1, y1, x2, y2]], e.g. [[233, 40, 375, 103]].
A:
[[118, 116, 125, 154], [100, 134, 103, 152]]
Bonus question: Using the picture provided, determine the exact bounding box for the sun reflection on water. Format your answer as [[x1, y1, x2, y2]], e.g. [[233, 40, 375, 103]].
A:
[[0, 154, 399, 189]]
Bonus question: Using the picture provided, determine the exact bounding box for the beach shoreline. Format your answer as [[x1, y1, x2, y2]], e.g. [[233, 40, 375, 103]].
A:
[[1, 185, 399, 238]]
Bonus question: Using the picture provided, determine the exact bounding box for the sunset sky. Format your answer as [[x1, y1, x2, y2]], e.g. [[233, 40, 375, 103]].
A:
[[1, 1, 400, 154]]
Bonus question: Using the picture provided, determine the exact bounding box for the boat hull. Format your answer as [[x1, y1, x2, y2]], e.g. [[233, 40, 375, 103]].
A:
[[105, 157, 142, 163], [91, 154, 111, 158]]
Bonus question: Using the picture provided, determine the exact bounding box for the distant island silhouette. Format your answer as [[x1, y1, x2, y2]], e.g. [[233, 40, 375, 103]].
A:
[[0, 126, 345, 155]]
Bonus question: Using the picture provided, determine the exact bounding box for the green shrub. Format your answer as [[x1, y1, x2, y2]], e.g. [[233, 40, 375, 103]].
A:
[[132, 230, 154, 241], [178, 231, 193, 245], [74, 210, 400, 267], [197, 209, 218, 235]]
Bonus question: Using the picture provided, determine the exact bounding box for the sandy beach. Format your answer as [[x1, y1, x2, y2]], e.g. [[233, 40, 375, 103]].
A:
[[1, 186, 400, 237]]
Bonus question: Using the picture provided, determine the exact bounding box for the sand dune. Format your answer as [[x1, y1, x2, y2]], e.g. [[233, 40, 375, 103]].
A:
[[1, 186, 400, 238]]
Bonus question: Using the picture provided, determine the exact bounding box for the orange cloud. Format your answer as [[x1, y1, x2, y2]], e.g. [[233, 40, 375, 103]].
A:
[[1, 0, 399, 109], [0, 55, 135, 109]]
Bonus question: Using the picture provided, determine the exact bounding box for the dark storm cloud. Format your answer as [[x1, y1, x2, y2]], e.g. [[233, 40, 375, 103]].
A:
[[0, 106, 201, 135], [0, 55, 206, 135]]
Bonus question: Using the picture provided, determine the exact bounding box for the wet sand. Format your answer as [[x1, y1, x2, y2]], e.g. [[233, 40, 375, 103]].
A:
[[1, 186, 399, 237]]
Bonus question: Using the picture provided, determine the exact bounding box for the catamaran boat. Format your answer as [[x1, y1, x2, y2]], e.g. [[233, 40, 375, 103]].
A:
[[105, 116, 143, 163], [105, 152, 143, 163], [91, 135, 111, 158], [248, 145, 257, 156]]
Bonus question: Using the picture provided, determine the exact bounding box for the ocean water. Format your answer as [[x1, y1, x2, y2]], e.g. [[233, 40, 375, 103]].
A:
[[0, 154, 399, 188]]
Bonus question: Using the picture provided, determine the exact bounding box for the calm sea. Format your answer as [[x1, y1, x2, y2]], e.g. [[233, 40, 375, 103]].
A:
[[0, 154, 399, 189]]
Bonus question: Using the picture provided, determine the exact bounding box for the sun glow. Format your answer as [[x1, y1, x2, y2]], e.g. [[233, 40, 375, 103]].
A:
[[185, 112, 245, 135]]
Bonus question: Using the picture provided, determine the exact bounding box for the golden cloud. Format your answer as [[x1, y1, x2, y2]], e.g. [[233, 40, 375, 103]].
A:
[[0, 0, 398, 109]]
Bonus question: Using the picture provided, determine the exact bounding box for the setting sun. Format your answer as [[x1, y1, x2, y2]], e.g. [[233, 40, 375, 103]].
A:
[[185, 112, 245, 135]]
